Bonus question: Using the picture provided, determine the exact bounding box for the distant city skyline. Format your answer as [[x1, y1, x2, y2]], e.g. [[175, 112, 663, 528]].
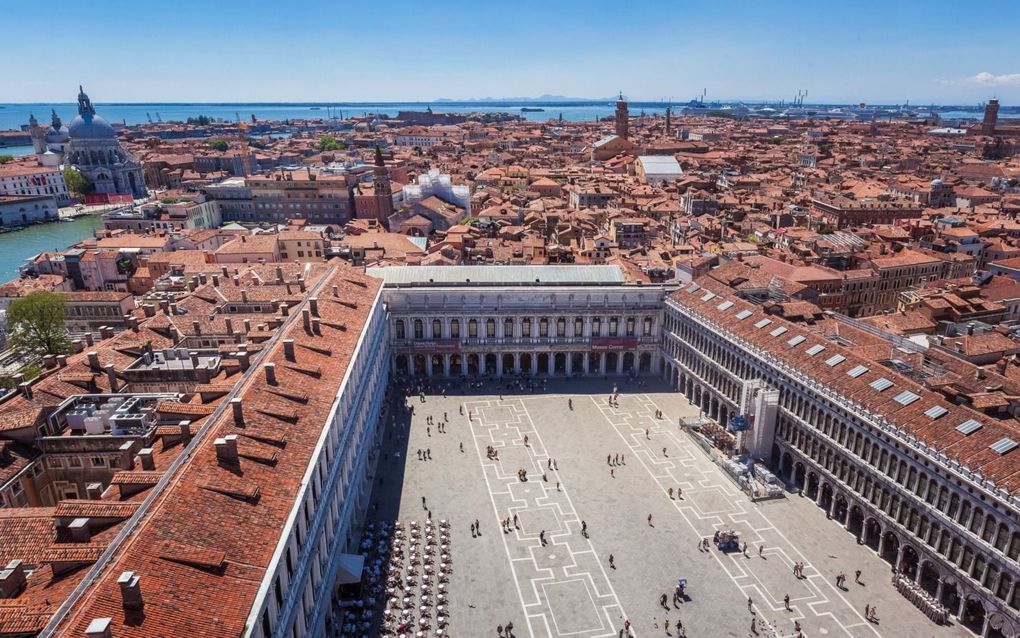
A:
[[4, 0, 1020, 104]]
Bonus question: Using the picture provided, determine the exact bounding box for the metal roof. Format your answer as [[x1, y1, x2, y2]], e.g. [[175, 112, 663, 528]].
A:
[[366, 265, 628, 287]]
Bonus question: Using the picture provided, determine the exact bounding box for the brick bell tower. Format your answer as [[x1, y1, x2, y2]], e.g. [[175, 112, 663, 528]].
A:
[[373, 145, 394, 223], [615, 92, 629, 140], [982, 98, 999, 136]]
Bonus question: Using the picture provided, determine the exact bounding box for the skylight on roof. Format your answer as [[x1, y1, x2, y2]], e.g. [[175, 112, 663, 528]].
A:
[[806, 344, 826, 356], [847, 365, 869, 378], [787, 335, 806, 346], [924, 405, 948, 419], [825, 354, 846, 367], [991, 438, 1018, 455], [754, 319, 772, 329], [893, 391, 920, 406], [717, 300, 734, 311], [956, 419, 982, 435], [735, 310, 753, 320], [770, 326, 788, 337], [870, 378, 894, 391], [701, 292, 716, 302], [687, 283, 701, 293]]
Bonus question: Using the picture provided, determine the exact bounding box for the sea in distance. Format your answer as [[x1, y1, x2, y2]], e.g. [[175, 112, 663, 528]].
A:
[[0, 100, 987, 136]]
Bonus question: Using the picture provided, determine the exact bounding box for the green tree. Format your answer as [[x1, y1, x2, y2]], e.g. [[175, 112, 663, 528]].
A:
[[6, 291, 70, 357], [318, 135, 344, 152], [207, 138, 229, 152], [0, 154, 13, 164], [0, 362, 42, 391], [186, 115, 212, 126], [63, 166, 93, 196]]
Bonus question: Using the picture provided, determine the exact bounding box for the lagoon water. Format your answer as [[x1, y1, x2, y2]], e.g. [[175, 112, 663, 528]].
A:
[[0, 215, 104, 282]]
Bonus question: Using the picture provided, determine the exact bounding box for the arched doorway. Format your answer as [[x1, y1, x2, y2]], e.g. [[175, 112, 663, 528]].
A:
[[806, 472, 819, 500], [413, 354, 427, 376], [450, 354, 463, 377], [501, 353, 514, 376], [606, 352, 619, 375], [863, 519, 881, 551], [819, 483, 833, 513], [918, 561, 940, 597], [779, 452, 793, 483], [467, 354, 479, 376], [986, 613, 1013, 638], [880, 531, 899, 565], [960, 597, 986, 635], [833, 495, 848, 525], [485, 353, 497, 375], [520, 353, 533, 375], [622, 352, 635, 374], [430, 354, 443, 376], [588, 352, 600, 375], [793, 462, 806, 490], [571, 353, 583, 376], [847, 505, 864, 540], [537, 352, 549, 375], [639, 352, 651, 374], [395, 354, 409, 375], [899, 545, 919, 580], [940, 580, 960, 615], [554, 353, 567, 375]]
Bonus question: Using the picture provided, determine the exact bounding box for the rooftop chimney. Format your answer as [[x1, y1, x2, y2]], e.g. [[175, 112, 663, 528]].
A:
[[84, 333, 94, 346], [298, 277, 306, 293], [224, 317, 234, 335], [103, 364, 119, 393], [283, 339, 295, 361], [119, 441, 135, 470], [331, 285, 339, 297], [42, 354, 56, 369], [302, 308, 311, 332], [68, 517, 91, 543], [212, 274, 220, 287], [231, 398, 244, 425], [187, 279, 197, 292], [311, 317, 321, 335], [264, 362, 277, 385], [87, 351, 100, 371], [243, 319, 252, 333], [85, 482, 103, 499], [215, 433, 239, 463], [159, 299, 170, 314], [309, 297, 319, 317], [99, 326, 113, 339], [279, 302, 289, 316], [72, 339, 83, 354], [118, 571, 143, 610], [192, 320, 201, 336], [136, 448, 154, 471], [189, 351, 199, 367], [275, 266, 284, 284], [57, 354, 68, 368], [18, 382, 32, 400], [85, 617, 112, 638], [0, 560, 26, 599], [241, 290, 248, 304]]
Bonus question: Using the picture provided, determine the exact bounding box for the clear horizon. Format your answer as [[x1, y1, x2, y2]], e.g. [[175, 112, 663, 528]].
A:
[[4, 0, 1020, 104]]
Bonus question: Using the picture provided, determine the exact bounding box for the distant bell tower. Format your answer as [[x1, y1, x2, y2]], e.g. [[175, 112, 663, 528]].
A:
[[615, 93, 629, 139], [982, 98, 999, 136], [665, 105, 672, 138], [28, 113, 45, 154], [373, 145, 394, 222]]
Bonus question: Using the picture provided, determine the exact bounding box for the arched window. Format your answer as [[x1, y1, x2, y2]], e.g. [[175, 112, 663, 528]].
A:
[[486, 318, 495, 338], [557, 317, 566, 337], [643, 316, 653, 336], [504, 318, 514, 337], [522, 318, 531, 337], [626, 317, 635, 336], [469, 319, 477, 338], [540, 317, 548, 337], [592, 317, 602, 335], [609, 316, 619, 336], [413, 319, 424, 340], [432, 319, 442, 339], [450, 319, 460, 339], [395, 319, 405, 339], [574, 316, 583, 336]]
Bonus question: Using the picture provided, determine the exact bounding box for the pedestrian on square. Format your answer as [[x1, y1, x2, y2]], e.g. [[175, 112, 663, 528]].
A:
[[581, 520, 587, 536], [422, 496, 427, 509], [759, 544, 764, 557], [664, 618, 670, 633], [748, 596, 753, 612], [609, 553, 615, 569], [548, 458, 552, 470], [611, 468, 615, 478], [614, 453, 619, 465], [524, 434, 529, 446], [646, 428, 650, 439], [607, 454, 612, 465], [784, 594, 791, 611], [568, 398, 573, 410], [513, 513, 519, 528], [427, 509, 431, 519], [539, 530, 546, 545], [475, 518, 480, 531], [663, 446, 668, 457], [460, 442, 464, 453], [427, 448, 432, 459], [427, 426, 431, 437], [668, 487, 674, 499], [621, 453, 625, 464], [855, 569, 862, 584], [497, 623, 503, 636], [648, 513, 653, 526]]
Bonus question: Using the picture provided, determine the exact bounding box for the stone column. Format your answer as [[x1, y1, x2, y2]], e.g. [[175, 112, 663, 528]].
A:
[[513, 353, 521, 375], [478, 354, 486, 376], [598, 353, 606, 375], [442, 355, 450, 377], [547, 354, 554, 376], [530, 354, 538, 376], [496, 355, 503, 377], [935, 577, 945, 602], [616, 353, 625, 376], [828, 493, 839, 519], [461, 356, 468, 377], [566, 354, 573, 376], [425, 357, 434, 377], [583, 355, 590, 375]]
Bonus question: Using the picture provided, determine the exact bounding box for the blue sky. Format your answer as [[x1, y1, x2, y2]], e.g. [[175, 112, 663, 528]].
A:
[[4, 0, 1019, 104]]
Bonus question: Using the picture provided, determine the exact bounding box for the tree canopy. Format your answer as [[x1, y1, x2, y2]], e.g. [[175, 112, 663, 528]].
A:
[[6, 291, 70, 357], [207, 138, 229, 152], [0, 154, 13, 164], [318, 135, 344, 152], [63, 166, 93, 196]]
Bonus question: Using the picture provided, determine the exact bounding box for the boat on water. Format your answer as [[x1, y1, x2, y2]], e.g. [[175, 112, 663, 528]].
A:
[[520, 107, 545, 112], [310, 107, 321, 110]]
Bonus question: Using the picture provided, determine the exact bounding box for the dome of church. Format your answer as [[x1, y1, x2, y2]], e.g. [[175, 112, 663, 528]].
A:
[[68, 113, 116, 139], [46, 125, 70, 144]]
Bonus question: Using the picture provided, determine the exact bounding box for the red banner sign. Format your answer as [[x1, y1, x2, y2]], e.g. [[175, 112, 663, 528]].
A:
[[590, 337, 638, 352]]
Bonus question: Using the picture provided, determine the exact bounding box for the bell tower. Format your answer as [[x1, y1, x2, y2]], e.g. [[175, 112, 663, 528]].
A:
[[982, 98, 999, 136], [373, 145, 394, 222], [615, 93, 629, 140]]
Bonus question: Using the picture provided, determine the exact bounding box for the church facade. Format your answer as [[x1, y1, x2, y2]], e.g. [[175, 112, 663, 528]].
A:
[[63, 86, 147, 199]]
